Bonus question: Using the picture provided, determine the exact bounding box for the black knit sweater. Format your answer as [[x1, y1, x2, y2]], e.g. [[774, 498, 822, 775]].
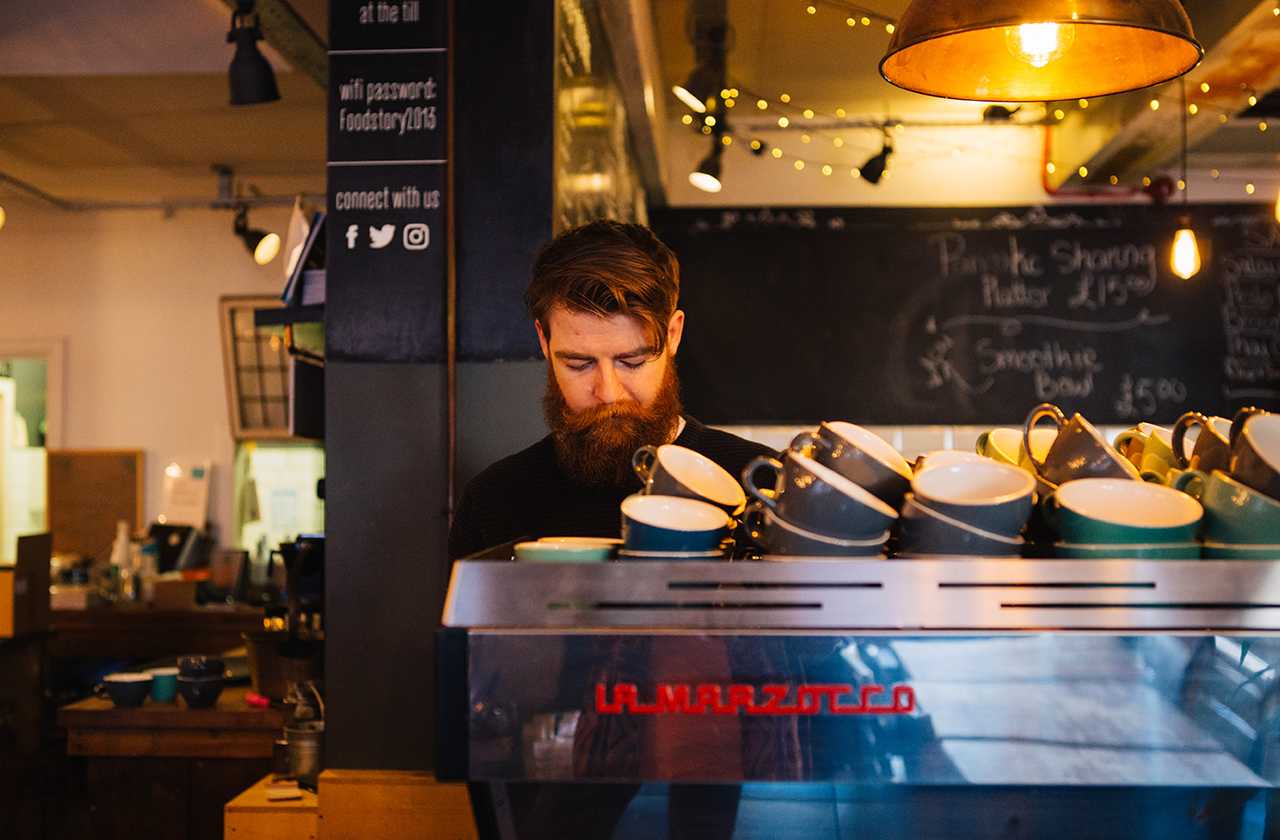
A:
[[448, 416, 775, 558]]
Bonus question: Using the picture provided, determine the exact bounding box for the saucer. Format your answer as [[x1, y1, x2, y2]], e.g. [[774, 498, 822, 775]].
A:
[[515, 541, 615, 563], [618, 548, 727, 560]]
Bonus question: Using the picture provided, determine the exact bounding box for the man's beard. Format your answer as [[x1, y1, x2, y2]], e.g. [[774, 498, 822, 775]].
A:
[[544, 360, 684, 487]]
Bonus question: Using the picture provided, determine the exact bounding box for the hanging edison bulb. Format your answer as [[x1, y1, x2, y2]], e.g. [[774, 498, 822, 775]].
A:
[[1171, 227, 1201, 280], [1004, 22, 1076, 68]]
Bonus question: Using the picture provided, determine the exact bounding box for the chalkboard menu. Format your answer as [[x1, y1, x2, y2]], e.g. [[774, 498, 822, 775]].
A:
[[651, 204, 1280, 425], [327, 0, 448, 362]]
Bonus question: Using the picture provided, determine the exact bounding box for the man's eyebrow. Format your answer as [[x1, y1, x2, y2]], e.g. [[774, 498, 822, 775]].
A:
[[553, 346, 656, 362]]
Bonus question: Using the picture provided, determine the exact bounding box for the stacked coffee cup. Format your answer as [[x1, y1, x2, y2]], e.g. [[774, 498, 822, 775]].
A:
[[898, 459, 1034, 557], [1018, 402, 1204, 557], [741, 422, 905, 558], [1173, 408, 1280, 559], [619, 444, 743, 559]]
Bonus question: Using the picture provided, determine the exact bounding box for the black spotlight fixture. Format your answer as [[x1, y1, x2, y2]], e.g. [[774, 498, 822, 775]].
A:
[[673, 64, 720, 114], [228, 0, 280, 106], [234, 206, 282, 265], [689, 143, 724, 193], [672, 7, 729, 114], [860, 141, 894, 185]]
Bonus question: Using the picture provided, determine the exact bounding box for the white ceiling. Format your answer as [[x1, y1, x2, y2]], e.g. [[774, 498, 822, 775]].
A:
[[0, 0, 327, 204]]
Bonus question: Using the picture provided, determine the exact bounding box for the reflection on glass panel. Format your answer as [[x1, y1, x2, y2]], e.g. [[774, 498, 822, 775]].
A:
[[263, 370, 285, 398], [238, 371, 262, 398], [233, 309, 258, 340], [554, 0, 645, 231], [240, 399, 264, 430], [465, 633, 1280, 836], [265, 399, 287, 429]]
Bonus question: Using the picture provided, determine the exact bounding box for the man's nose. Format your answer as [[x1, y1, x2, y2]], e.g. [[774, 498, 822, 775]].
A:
[[594, 364, 625, 403]]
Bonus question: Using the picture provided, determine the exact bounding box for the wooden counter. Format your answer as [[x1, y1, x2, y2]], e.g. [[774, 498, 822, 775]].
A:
[[59, 686, 283, 840], [60, 685, 284, 759], [50, 605, 264, 659]]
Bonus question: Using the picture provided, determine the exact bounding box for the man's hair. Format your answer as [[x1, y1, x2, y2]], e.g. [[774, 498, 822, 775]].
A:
[[526, 220, 681, 353]]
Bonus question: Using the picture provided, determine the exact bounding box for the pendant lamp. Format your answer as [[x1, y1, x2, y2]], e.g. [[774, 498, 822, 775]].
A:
[[880, 0, 1202, 102]]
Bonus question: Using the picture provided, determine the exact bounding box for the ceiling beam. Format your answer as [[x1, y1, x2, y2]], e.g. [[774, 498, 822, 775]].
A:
[[1049, 0, 1280, 189]]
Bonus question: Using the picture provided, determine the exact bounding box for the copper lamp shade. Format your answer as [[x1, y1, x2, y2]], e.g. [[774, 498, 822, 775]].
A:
[[880, 0, 1202, 102]]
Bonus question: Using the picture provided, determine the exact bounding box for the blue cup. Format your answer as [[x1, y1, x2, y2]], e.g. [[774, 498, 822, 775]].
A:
[[621, 494, 730, 552], [147, 667, 179, 703]]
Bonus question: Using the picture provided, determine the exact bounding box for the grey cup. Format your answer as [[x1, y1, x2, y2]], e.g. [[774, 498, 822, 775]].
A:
[[790, 421, 911, 508]]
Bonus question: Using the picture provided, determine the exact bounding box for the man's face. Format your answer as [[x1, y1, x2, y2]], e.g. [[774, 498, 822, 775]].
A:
[[536, 304, 684, 414]]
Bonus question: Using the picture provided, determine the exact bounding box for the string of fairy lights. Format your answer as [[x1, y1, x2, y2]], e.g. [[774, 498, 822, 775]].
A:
[[678, 1, 1280, 198]]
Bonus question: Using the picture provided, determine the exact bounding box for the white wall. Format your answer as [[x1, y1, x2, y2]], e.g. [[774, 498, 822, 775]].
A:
[[665, 119, 1279, 207], [0, 198, 295, 546]]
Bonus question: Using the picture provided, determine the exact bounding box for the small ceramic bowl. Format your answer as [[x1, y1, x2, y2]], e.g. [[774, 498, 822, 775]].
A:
[[177, 675, 225, 709], [99, 673, 152, 708]]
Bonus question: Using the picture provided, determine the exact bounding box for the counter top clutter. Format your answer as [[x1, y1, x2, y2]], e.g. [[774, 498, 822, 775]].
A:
[[510, 402, 1280, 562]]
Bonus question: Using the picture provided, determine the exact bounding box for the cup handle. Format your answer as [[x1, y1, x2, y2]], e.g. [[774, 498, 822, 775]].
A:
[[974, 431, 990, 456], [1171, 468, 1209, 499], [1230, 406, 1265, 446], [1022, 403, 1065, 475], [631, 445, 658, 485], [1170, 411, 1207, 469], [1112, 430, 1145, 466], [742, 456, 784, 509]]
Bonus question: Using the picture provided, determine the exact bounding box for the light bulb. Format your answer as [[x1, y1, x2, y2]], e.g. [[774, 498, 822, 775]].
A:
[[0, 205, 7, 231], [1004, 22, 1076, 69], [1171, 228, 1201, 280], [688, 171, 722, 193], [672, 84, 706, 114], [1274, 188, 1280, 224], [254, 232, 281, 265]]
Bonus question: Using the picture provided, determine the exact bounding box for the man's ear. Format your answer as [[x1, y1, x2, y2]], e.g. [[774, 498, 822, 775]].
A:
[[535, 319, 550, 360], [666, 310, 686, 356]]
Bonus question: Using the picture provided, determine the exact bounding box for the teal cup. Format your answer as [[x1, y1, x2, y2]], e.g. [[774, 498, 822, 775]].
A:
[[1202, 542, 1280, 560], [1042, 478, 1203, 544], [147, 667, 179, 703], [1173, 469, 1280, 544], [1055, 542, 1201, 559], [620, 494, 730, 552]]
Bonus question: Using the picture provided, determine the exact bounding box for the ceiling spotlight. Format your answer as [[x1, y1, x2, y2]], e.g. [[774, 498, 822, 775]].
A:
[[234, 206, 281, 265], [227, 1, 280, 106], [981, 104, 1021, 122], [689, 145, 723, 193], [673, 64, 718, 114], [860, 142, 893, 185]]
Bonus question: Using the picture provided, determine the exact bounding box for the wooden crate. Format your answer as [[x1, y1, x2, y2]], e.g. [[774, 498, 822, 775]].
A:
[[225, 775, 319, 840]]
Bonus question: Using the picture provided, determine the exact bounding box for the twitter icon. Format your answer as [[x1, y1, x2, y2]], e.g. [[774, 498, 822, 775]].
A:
[[368, 224, 396, 249]]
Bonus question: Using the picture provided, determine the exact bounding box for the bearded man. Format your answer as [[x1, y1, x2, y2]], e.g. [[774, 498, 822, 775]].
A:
[[448, 219, 772, 556], [448, 221, 790, 839]]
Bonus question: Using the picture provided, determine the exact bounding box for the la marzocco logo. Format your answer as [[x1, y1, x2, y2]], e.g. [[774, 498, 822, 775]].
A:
[[595, 683, 915, 716]]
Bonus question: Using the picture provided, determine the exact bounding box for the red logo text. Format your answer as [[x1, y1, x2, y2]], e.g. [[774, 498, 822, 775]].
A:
[[595, 682, 915, 716]]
